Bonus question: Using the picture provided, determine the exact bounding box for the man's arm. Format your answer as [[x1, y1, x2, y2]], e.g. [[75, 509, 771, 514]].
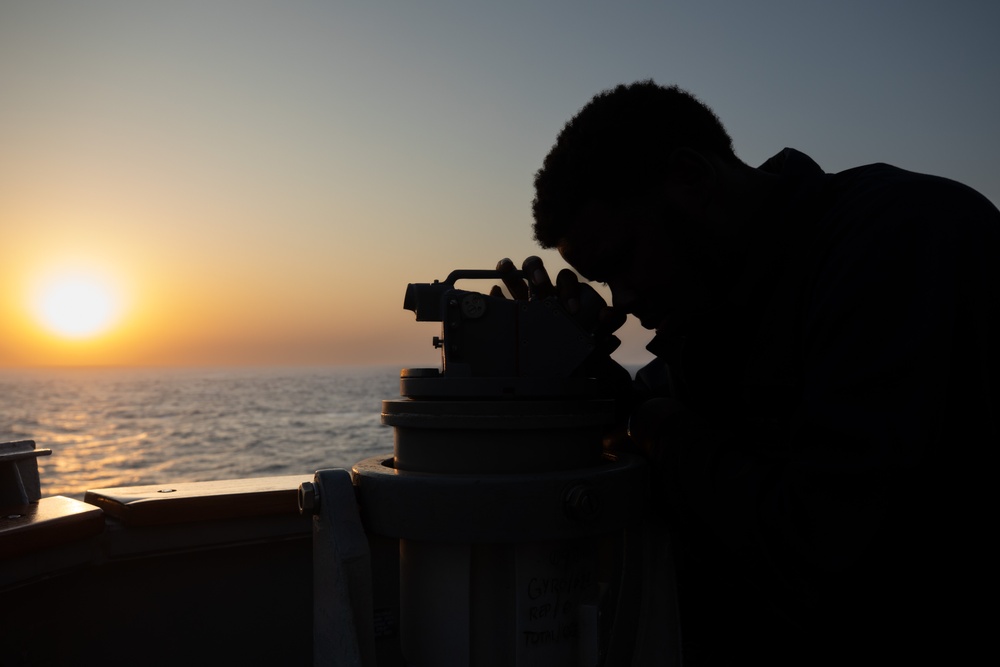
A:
[[642, 173, 998, 585]]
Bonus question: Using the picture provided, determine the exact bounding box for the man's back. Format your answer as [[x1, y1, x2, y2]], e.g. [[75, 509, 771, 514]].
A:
[[662, 151, 999, 665]]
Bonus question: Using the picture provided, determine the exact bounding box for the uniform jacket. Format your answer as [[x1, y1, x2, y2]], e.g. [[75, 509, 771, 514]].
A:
[[645, 148, 999, 664]]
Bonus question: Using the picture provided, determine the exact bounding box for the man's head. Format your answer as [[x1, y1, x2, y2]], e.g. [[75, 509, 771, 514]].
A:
[[532, 81, 748, 333], [532, 81, 738, 248]]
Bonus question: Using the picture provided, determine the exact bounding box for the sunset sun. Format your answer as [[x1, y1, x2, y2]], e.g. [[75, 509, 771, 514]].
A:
[[32, 271, 123, 339]]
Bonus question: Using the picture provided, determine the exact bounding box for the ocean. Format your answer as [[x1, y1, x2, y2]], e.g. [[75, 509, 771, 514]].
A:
[[0, 365, 404, 500]]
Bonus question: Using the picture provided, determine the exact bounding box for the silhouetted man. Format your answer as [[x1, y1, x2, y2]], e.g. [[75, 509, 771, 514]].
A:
[[510, 81, 999, 666]]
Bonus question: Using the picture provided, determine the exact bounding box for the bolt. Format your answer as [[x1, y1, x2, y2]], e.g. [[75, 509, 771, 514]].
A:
[[565, 485, 601, 521], [298, 481, 320, 515]]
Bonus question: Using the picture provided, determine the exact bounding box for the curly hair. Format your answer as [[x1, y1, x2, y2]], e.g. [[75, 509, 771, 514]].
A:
[[532, 81, 737, 248]]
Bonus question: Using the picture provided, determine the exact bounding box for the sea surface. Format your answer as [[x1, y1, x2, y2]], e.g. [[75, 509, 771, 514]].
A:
[[0, 365, 404, 500]]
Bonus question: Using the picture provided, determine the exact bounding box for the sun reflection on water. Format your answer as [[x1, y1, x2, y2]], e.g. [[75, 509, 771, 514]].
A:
[[2, 366, 399, 500]]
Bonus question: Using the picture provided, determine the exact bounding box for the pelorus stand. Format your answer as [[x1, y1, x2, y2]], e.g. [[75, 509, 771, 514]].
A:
[[304, 270, 681, 666]]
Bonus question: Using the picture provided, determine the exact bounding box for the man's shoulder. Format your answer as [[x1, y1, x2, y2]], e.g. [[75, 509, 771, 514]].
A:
[[825, 161, 999, 222], [791, 161, 1000, 266], [766, 149, 998, 222]]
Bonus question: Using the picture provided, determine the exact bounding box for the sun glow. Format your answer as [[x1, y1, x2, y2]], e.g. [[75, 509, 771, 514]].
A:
[[31, 270, 124, 339]]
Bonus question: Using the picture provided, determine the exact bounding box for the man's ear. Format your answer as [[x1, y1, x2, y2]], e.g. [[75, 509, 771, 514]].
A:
[[663, 148, 716, 212]]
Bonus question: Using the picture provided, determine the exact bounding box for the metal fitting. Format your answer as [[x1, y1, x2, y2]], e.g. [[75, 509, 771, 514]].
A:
[[564, 484, 601, 521], [298, 481, 319, 515]]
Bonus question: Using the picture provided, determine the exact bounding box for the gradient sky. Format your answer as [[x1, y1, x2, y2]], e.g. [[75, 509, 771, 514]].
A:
[[2, 0, 998, 368]]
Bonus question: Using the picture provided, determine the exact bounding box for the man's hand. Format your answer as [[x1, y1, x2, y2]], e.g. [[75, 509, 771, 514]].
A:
[[490, 256, 627, 339], [491, 256, 636, 433]]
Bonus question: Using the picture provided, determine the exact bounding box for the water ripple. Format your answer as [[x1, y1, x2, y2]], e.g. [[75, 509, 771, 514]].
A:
[[2, 365, 400, 499]]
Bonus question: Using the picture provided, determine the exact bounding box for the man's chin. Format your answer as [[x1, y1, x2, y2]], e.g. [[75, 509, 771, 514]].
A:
[[635, 310, 681, 335], [636, 313, 665, 331], [652, 316, 682, 337]]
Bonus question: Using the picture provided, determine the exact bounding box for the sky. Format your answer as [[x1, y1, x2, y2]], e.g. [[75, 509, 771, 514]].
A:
[[1, 0, 998, 368]]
